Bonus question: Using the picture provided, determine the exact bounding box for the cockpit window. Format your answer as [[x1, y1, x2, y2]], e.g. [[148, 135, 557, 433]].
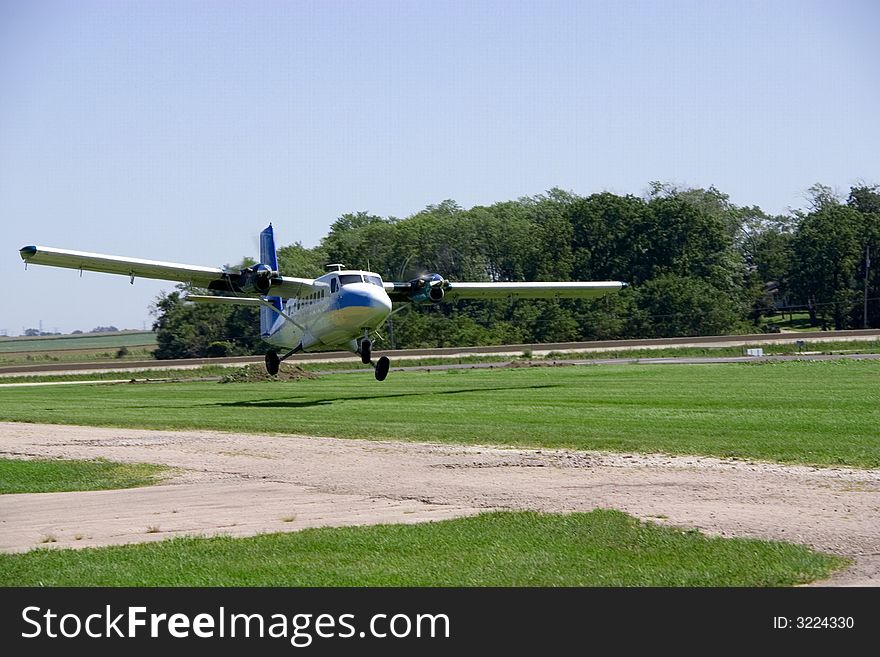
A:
[[338, 274, 363, 285], [365, 275, 383, 287]]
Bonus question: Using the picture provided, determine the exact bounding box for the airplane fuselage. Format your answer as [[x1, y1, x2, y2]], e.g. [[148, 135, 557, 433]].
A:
[[263, 269, 392, 353]]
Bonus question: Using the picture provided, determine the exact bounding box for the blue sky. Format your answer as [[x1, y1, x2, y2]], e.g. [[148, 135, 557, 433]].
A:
[[1, 0, 877, 334]]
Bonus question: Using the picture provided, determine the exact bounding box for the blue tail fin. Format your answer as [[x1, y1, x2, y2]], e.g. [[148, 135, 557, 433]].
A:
[[259, 224, 282, 337]]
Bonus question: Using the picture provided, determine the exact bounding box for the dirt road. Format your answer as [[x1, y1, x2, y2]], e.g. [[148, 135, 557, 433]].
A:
[[1, 422, 878, 585]]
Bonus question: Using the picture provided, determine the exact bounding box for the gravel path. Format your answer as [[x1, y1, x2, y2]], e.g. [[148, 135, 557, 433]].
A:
[[1, 422, 878, 585]]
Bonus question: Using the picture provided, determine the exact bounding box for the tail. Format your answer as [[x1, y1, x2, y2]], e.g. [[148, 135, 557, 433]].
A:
[[259, 224, 282, 337]]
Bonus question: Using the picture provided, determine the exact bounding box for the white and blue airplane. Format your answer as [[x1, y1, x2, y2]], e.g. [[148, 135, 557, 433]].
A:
[[19, 225, 626, 380]]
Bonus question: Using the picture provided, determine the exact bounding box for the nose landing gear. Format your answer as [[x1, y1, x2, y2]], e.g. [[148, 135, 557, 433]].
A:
[[373, 356, 390, 381], [359, 333, 391, 381]]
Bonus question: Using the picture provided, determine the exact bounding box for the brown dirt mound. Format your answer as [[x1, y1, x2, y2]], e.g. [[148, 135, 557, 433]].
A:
[[219, 363, 319, 383]]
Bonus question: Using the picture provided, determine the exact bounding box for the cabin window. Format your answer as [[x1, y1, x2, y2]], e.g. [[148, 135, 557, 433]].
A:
[[339, 274, 363, 286]]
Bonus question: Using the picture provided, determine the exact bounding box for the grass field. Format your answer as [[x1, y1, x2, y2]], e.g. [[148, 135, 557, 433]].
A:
[[0, 348, 158, 367], [767, 312, 818, 332], [0, 331, 157, 365], [0, 510, 845, 586], [0, 457, 168, 494], [0, 331, 156, 353], [0, 360, 877, 467], [549, 338, 880, 360]]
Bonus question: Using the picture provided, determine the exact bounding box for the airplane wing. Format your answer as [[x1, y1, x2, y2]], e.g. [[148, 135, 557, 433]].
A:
[[186, 295, 264, 306], [271, 277, 324, 299], [443, 281, 626, 300], [385, 276, 626, 303], [19, 245, 315, 298]]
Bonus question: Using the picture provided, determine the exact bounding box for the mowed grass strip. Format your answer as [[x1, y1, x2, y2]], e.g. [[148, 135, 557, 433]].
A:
[[0, 458, 168, 494], [0, 360, 877, 467], [0, 510, 845, 586]]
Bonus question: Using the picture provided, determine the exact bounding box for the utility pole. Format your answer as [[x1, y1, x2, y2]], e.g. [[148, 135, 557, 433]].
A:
[[864, 244, 871, 329], [387, 316, 396, 350]]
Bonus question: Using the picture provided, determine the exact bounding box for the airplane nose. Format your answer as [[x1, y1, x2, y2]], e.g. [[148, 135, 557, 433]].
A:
[[344, 286, 391, 311], [338, 284, 392, 327], [375, 289, 392, 313]]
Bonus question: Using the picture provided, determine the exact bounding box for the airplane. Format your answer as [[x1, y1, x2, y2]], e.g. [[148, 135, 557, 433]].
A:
[[19, 225, 626, 381]]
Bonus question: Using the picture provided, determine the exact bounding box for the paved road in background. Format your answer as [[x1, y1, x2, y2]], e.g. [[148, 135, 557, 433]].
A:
[[2, 328, 878, 377]]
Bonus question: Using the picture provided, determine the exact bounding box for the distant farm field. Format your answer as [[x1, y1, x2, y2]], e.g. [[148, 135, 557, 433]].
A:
[[0, 360, 877, 468], [0, 331, 156, 365], [0, 331, 156, 353]]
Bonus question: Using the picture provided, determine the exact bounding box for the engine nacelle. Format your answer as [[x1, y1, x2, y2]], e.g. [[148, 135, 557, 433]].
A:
[[236, 263, 276, 295], [409, 273, 446, 303], [428, 286, 445, 302]]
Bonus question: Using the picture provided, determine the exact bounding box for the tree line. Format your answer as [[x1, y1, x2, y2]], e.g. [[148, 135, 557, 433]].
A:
[[151, 182, 880, 358]]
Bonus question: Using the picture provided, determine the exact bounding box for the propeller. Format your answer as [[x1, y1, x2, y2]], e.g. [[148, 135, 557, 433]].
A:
[[208, 263, 278, 295]]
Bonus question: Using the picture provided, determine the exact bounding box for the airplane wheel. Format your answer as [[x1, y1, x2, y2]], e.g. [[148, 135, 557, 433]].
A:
[[374, 356, 390, 381], [265, 350, 280, 376], [360, 339, 372, 365]]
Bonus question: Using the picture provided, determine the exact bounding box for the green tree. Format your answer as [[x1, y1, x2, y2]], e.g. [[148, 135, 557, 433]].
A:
[[642, 191, 744, 293], [322, 212, 392, 270], [627, 275, 748, 338], [277, 242, 327, 277], [790, 204, 863, 329], [737, 211, 795, 326], [846, 184, 880, 327], [567, 192, 646, 282], [151, 287, 264, 359]]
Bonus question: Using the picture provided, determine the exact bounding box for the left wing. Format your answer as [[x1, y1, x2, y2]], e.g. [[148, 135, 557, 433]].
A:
[[443, 281, 626, 300], [19, 245, 314, 298], [385, 274, 626, 303]]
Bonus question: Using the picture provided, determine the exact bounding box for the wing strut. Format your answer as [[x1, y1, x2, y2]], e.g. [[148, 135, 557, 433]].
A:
[[254, 297, 305, 332]]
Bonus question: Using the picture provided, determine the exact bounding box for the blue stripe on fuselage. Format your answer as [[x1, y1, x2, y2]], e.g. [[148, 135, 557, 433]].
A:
[[338, 289, 376, 308]]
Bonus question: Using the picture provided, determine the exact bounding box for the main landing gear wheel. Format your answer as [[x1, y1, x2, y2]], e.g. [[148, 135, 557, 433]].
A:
[[264, 344, 302, 376], [374, 356, 390, 381], [265, 350, 280, 376], [360, 339, 372, 365]]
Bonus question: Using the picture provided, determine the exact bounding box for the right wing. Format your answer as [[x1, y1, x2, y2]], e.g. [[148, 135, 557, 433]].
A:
[[19, 245, 315, 298], [443, 281, 626, 300], [384, 275, 626, 303]]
